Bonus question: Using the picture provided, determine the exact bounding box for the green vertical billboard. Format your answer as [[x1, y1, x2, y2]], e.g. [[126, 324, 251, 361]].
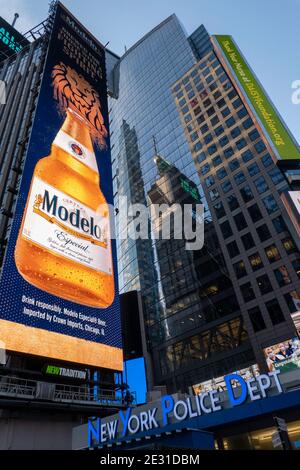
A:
[[214, 35, 300, 160]]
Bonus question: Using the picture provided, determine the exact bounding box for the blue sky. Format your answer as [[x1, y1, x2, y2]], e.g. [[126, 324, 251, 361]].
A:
[[1, 0, 299, 143]]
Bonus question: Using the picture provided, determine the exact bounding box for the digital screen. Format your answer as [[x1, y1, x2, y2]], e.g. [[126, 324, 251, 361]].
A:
[[0, 4, 122, 370], [192, 364, 260, 394], [264, 338, 300, 374]]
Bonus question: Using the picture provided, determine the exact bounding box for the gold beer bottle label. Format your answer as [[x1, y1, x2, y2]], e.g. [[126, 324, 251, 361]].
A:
[[21, 108, 113, 276], [22, 177, 112, 275]]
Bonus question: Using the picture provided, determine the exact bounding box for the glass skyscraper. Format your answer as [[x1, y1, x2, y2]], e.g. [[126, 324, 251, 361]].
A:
[[108, 15, 300, 393]]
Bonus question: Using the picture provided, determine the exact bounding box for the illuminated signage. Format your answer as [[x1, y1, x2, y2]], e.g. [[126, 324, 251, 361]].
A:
[[43, 364, 87, 380], [88, 370, 283, 446], [0, 16, 29, 61], [0, 4, 122, 370], [214, 35, 300, 160]]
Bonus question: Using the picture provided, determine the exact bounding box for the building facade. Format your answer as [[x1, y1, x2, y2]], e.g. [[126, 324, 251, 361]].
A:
[[108, 16, 300, 393]]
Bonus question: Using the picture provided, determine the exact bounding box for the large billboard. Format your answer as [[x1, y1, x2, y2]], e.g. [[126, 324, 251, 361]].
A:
[[214, 35, 300, 160], [0, 3, 122, 370], [0, 16, 29, 62]]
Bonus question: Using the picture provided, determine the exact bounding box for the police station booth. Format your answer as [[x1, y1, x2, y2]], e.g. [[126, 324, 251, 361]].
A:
[[72, 369, 300, 451]]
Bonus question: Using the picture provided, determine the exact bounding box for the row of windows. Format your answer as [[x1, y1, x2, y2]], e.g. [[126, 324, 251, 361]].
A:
[[232, 253, 300, 282], [208, 166, 285, 204], [247, 288, 300, 332]]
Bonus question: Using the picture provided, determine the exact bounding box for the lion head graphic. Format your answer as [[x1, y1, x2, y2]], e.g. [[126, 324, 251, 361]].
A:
[[52, 62, 108, 149]]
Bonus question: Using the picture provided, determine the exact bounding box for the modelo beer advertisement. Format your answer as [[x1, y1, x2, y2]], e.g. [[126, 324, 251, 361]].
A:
[[0, 3, 123, 370]]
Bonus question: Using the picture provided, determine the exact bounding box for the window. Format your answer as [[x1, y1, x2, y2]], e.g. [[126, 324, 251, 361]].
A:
[[232, 98, 242, 109], [227, 241, 240, 258], [205, 175, 215, 187], [254, 176, 268, 194], [242, 117, 254, 129], [240, 185, 254, 203], [228, 89, 237, 100], [274, 265, 291, 286], [188, 90, 195, 99], [197, 115, 205, 125], [209, 188, 219, 201], [227, 194, 239, 210], [222, 180, 233, 193], [191, 132, 198, 142], [203, 98, 212, 107], [256, 224, 271, 242], [213, 201, 226, 219], [224, 147, 234, 159], [193, 142, 203, 153], [215, 125, 224, 136], [221, 107, 230, 117], [193, 107, 201, 117], [248, 204, 263, 222], [197, 152, 206, 163], [184, 114, 192, 123], [212, 155, 222, 167], [262, 153, 273, 167], [265, 244, 281, 263], [216, 98, 226, 109], [247, 162, 260, 176], [231, 127, 241, 139], [204, 133, 213, 145], [249, 129, 260, 141], [216, 168, 227, 180], [284, 290, 300, 313], [262, 195, 278, 214], [223, 81, 232, 91], [292, 259, 300, 278], [233, 260, 247, 278], [268, 167, 285, 184], [241, 232, 255, 250], [219, 135, 229, 147], [249, 253, 263, 271], [282, 237, 296, 254], [206, 75, 214, 84], [229, 159, 240, 172], [234, 171, 246, 185], [241, 282, 255, 302], [266, 299, 285, 325], [208, 144, 217, 155], [241, 149, 253, 162], [207, 106, 215, 117], [211, 115, 219, 126], [234, 212, 247, 230], [272, 215, 287, 234], [213, 90, 222, 100], [236, 138, 247, 150], [201, 163, 210, 175], [237, 107, 248, 119], [248, 307, 266, 332], [256, 274, 272, 294], [209, 83, 217, 92], [254, 140, 266, 153], [220, 220, 233, 239], [225, 116, 235, 128]]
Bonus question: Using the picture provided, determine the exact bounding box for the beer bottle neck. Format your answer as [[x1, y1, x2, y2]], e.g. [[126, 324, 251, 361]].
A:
[[52, 108, 99, 183]]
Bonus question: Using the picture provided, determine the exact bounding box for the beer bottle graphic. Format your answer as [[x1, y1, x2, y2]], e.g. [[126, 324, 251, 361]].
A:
[[15, 107, 115, 308]]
